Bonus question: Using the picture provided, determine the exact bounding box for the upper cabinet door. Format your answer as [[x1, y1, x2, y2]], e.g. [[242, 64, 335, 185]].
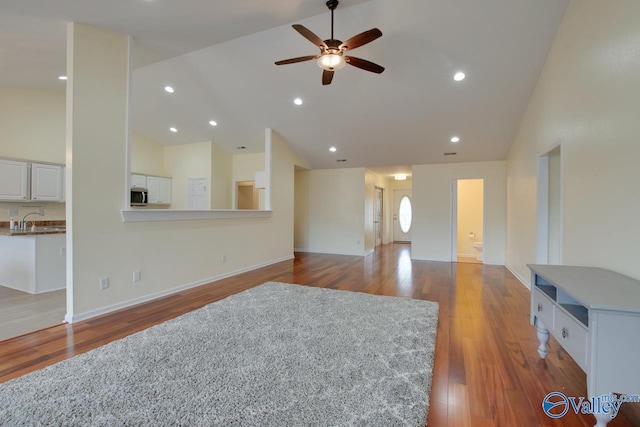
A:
[[31, 163, 64, 202], [131, 174, 147, 189], [0, 159, 29, 201]]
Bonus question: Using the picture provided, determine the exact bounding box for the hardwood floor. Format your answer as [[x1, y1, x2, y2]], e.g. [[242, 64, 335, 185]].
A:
[[0, 244, 634, 426]]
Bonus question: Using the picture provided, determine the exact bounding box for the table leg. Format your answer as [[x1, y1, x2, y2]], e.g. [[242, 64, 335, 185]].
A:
[[536, 319, 550, 359]]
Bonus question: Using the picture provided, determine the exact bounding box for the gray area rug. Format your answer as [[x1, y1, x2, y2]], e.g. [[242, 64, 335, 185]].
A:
[[0, 282, 439, 426]]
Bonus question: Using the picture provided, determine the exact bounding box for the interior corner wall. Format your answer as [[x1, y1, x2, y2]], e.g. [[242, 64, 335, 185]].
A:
[[66, 24, 298, 321], [130, 131, 165, 176], [294, 168, 366, 256], [364, 169, 393, 252], [506, 0, 640, 283], [412, 161, 506, 264]]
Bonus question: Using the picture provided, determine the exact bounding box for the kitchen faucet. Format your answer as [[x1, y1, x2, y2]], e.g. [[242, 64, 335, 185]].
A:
[[21, 211, 44, 230]]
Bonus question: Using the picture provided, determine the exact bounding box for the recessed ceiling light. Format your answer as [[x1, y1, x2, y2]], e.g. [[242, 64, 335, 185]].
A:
[[209, 120, 218, 126], [329, 147, 337, 152], [453, 72, 466, 81], [169, 127, 178, 133], [293, 98, 303, 105], [395, 174, 407, 181], [164, 86, 175, 93], [451, 136, 460, 143], [58, 75, 67, 81]]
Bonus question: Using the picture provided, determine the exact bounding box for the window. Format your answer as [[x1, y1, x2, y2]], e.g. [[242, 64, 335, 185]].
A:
[[399, 196, 412, 233]]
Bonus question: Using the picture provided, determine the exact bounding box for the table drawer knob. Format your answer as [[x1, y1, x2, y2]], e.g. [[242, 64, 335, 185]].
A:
[[562, 327, 568, 339]]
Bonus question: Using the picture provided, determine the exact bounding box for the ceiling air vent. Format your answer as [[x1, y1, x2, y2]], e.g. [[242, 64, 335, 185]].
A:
[[336, 159, 347, 162], [444, 152, 457, 156]]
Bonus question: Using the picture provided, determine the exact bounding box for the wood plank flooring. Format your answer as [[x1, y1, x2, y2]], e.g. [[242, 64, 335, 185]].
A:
[[0, 244, 634, 426]]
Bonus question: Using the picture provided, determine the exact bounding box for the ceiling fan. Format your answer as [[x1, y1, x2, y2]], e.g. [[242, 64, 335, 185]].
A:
[[275, 0, 384, 85]]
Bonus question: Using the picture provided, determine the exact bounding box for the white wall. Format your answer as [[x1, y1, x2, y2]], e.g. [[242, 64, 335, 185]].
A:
[[65, 24, 303, 321], [412, 161, 506, 264], [457, 179, 484, 258], [294, 168, 366, 256], [210, 143, 232, 209], [506, 0, 640, 283], [0, 87, 65, 164]]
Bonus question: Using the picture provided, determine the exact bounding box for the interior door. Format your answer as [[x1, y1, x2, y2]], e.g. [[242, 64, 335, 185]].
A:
[[393, 189, 412, 242], [375, 187, 383, 246], [187, 177, 207, 210]]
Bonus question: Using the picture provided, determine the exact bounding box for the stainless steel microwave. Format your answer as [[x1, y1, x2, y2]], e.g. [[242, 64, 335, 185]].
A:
[[131, 187, 148, 206]]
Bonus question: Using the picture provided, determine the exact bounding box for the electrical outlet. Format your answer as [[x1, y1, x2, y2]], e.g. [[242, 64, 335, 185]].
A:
[[221, 255, 227, 263], [37, 206, 45, 215], [133, 271, 141, 283], [8, 208, 18, 217], [100, 277, 109, 290]]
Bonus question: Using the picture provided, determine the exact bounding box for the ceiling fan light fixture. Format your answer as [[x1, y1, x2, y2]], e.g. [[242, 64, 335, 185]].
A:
[[317, 53, 346, 71]]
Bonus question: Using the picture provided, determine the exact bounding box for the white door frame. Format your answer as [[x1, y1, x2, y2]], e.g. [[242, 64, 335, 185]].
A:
[[374, 186, 383, 246], [536, 142, 563, 264]]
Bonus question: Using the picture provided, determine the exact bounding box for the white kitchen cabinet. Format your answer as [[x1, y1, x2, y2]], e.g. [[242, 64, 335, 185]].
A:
[[0, 233, 66, 294], [131, 174, 147, 189], [31, 163, 64, 202], [0, 159, 29, 201], [147, 176, 172, 205]]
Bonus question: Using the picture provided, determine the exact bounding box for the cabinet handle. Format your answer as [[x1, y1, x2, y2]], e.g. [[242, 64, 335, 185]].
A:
[[537, 303, 543, 312], [562, 327, 568, 339]]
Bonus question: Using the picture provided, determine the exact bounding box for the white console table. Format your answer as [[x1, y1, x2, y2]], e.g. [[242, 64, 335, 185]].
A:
[[528, 264, 640, 427]]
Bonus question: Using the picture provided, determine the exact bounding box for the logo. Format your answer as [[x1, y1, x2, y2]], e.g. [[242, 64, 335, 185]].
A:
[[542, 392, 640, 419], [542, 392, 569, 418]]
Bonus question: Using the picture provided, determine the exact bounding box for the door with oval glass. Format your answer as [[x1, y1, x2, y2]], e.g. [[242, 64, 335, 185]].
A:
[[393, 189, 412, 242]]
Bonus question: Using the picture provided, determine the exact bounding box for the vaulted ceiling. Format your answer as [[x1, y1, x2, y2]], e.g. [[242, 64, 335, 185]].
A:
[[1, 0, 569, 176]]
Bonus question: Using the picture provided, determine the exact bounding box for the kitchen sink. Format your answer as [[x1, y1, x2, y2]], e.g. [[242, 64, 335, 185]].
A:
[[30, 226, 66, 232]]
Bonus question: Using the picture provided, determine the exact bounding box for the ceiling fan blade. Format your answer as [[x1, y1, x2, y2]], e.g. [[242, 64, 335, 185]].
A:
[[322, 70, 334, 85], [292, 24, 328, 49], [275, 55, 318, 65], [339, 28, 382, 51], [345, 56, 385, 74]]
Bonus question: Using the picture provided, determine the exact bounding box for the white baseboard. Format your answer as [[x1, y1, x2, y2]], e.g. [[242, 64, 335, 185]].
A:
[[457, 252, 477, 258], [506, 264, 530, 289], [294, 248, 365, 257], [64, 254, 294, 324]]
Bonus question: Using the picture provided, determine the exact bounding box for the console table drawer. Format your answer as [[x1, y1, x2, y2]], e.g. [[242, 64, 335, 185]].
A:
[[553, 308, 588, 370], [533, 288, 555, 329]]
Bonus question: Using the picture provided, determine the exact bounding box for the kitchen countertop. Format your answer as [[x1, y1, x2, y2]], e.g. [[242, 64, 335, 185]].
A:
[[0, 221, 66, 236]]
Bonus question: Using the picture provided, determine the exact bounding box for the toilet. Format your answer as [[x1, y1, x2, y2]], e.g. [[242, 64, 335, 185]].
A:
[[471, 242, 483, 261]]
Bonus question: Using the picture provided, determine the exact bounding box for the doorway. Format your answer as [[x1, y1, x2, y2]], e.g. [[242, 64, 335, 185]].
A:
[[452, 179, 485, 264], [537, 145, 562, 264], [393, 189, 412, 242], [236, 181, 259, 210]]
